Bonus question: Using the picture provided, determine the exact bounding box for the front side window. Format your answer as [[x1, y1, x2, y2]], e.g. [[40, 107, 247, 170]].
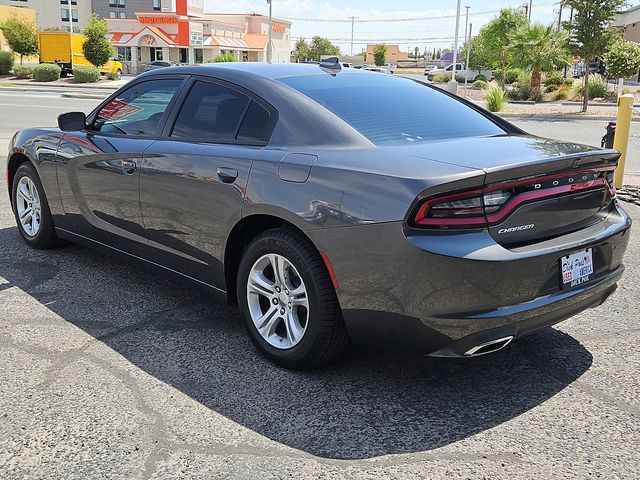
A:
[[92, 79, 182, 136], [279, 73, 504, 145]]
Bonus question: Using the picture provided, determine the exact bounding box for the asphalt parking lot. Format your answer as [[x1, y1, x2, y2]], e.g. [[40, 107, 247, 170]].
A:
[[1, 94, 639, 479]]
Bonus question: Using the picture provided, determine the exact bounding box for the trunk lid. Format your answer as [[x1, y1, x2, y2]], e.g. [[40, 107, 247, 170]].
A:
[[400, 135, 619, 246]]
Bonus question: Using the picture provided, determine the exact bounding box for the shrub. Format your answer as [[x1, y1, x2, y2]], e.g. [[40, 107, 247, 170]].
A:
[[73, 65, 99, 83], [551, 85, 571, 101], [472, 79, 487, 89], [432, 72, 465, 83], [484, 81, 507, 112], [576, 73, 608, 99], [33, 63, 61, 82], [507, 70, 543, 102], [543, 72, 565, 87], [105, 69, 121, 80], [493, 70, 504, 83], [544, 84, 559, 93], [0, 51, 13, 75], [209, 53, 236, 63], [563, 77, 574, 86], [473, 74, 487, 82], [13, 65, 33, 79], [505, 68, 523, 84]]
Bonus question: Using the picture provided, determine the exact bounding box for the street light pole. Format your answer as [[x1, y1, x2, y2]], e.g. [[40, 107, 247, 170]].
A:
[[464, 23, 472, 96], [67, 0, 73, 33], [267, 0, 273, 63], [462, 6, 469, 84], [449, 0, 462, 94]]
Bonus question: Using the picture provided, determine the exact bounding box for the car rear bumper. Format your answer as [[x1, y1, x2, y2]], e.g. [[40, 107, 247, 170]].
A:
[[310, 202, 631, 355]]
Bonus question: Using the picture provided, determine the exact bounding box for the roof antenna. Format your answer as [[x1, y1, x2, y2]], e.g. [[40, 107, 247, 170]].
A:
[[319, 57, 341, 72]]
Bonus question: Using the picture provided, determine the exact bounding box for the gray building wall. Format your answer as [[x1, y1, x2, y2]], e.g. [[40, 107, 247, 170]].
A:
[[91, 0, 168, 20]]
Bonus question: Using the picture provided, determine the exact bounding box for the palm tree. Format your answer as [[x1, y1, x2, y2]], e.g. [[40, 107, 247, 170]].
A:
[[509, 23, 571, 91]]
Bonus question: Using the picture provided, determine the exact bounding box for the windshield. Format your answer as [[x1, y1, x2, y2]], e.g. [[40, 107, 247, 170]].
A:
[[279, 73, 505, 145]]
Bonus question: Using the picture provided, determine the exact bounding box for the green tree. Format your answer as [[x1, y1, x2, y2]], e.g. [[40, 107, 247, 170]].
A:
[[308, 36, 340, 62], [294, 38, 311, 62], [82, 14, 112, 68], [373, 44, 387, 66], [414, 46, 419, 59], [461, 34, 493, 76], [476, 8, 528, 80], [509, 23, 570, 91], [0, 16, 38, 65], [562, 0, 626, 111], [604, 40, 640, 94]]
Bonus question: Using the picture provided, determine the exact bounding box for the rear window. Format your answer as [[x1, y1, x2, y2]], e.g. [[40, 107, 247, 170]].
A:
[[279, 73, 504, 145]]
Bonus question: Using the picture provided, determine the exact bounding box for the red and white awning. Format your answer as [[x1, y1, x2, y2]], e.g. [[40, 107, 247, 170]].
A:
[[204, 35, 249, 49]]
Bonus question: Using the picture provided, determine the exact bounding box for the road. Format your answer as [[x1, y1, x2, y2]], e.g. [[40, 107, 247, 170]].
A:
[[1, 89, 639, 479]]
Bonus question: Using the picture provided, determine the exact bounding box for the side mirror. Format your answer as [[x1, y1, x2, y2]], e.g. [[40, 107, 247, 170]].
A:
[[58, 112, 86, 131]]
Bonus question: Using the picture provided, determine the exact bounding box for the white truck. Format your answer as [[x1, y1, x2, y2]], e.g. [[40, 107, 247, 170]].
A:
[[426, 63, 493, 82]]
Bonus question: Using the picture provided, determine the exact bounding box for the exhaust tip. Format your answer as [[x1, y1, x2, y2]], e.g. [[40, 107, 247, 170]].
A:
[[464, 336, 514, 357]]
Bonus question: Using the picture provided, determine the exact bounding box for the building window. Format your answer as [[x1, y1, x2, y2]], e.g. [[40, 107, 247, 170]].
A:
[[152, 0, 161, 11], [60, 0, 78, 5], [117, 46, 132, 61], [109, 0, 125, 7], [179, 48, 187, 63], [61, 8, 69, 21], [194, 49, 203, 64], [109, 11, 126, 18]]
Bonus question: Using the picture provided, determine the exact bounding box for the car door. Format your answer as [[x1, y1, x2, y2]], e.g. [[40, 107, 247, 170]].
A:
[[139, 77, 276, 288], [55, 76, 186, 255]]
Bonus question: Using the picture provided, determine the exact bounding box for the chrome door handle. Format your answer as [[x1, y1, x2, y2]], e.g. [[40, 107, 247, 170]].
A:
[[217, 167, 238, 183], [121, 160, 137, 174]]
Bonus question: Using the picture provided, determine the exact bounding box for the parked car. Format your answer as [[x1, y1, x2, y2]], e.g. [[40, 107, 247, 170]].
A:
[[383, 63, 396, 73], [427, 63, 492, 82], [573, 61, 603, 78], [7, 63, 630, 369], [341, 62, 353, 68], [142, 61, 176, 72], [424, 64, 438, 75], [363, 66, 392, 74]]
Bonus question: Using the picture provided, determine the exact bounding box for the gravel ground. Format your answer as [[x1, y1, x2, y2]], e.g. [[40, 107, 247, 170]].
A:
[[1, 140, 639, 477]]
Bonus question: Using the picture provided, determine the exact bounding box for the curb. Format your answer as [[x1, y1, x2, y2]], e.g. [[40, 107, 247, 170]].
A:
[[497, 113, 636, 121], [561, 101, 640, 108], [61, 92, 108, 100]]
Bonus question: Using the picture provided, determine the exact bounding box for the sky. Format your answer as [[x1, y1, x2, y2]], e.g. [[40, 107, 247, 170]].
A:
[[203, 0, 565, 54]]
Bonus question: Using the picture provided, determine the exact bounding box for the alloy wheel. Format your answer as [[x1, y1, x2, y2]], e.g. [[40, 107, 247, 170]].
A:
[[246, 253, 309, 349], [15, 176, 42, 237]]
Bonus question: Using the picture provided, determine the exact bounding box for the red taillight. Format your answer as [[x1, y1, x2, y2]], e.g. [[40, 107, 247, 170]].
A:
[[414, 189, 487, 228], [413, 168, 616, 230]]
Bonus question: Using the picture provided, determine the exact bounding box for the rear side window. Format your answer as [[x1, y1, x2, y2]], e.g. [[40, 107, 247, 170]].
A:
[[170, 81, 269, 144], [279, 73, 504, 145], [92, 79, 182, 136]]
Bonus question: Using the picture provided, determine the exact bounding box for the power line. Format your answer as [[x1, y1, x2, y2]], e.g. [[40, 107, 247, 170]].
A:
[[282, 2, 558, 23]]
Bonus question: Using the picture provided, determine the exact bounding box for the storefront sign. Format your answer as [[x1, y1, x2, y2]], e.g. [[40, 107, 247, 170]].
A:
[[189, 21, 203, 47], [272, 21, 286, 33], [139, 16, 178, 24]]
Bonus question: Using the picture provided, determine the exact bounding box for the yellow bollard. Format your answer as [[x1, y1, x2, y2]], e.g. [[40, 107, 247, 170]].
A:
[[613, 94, 634, 189]]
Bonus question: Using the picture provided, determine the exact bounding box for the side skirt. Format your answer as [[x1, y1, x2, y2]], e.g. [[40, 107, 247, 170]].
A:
[[55, 228, 229, 303]]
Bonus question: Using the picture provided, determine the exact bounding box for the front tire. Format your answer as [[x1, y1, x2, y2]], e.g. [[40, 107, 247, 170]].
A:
[[11, 162, 58, 249], [237, 228, 348, 369]]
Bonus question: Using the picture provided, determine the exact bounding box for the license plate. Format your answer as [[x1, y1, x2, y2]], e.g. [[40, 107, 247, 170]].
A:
[[561, 248, 594, 288]]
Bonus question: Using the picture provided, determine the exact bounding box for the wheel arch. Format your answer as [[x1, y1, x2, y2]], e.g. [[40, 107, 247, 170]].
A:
[[6, 152, 33, 207], [224, 214, 320, 306]]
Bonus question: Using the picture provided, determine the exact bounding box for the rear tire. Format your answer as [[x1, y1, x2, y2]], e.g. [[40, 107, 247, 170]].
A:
[[237, 228, 348, 369], [11, 162, 59, 249]]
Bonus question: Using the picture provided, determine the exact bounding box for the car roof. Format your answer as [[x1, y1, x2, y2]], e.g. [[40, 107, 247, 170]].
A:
[[138, 62, 371, 80]]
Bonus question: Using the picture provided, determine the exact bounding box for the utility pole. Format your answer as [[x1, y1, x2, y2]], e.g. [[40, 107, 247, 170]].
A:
[[528, 0, 533, 22], [463, 6, 470, 81], [267, 0, 273, 63], [464, 23, 472, 96], [449, 0, 462, 94], [349, 16, 357, 56], [67, 0, 73, 33]]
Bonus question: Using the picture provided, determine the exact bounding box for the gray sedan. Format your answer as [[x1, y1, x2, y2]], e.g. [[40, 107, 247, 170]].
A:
[[6, 63, 631, 369]]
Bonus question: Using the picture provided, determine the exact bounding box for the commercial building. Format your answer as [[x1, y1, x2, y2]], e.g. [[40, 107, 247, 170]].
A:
[[0, 4, 36, 52], [0, 0, 92, 32], [365, 44, 408, 65], [106, 2, 291, 73], [92, 0, 172, 20], [614, 4, 640, 43]]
